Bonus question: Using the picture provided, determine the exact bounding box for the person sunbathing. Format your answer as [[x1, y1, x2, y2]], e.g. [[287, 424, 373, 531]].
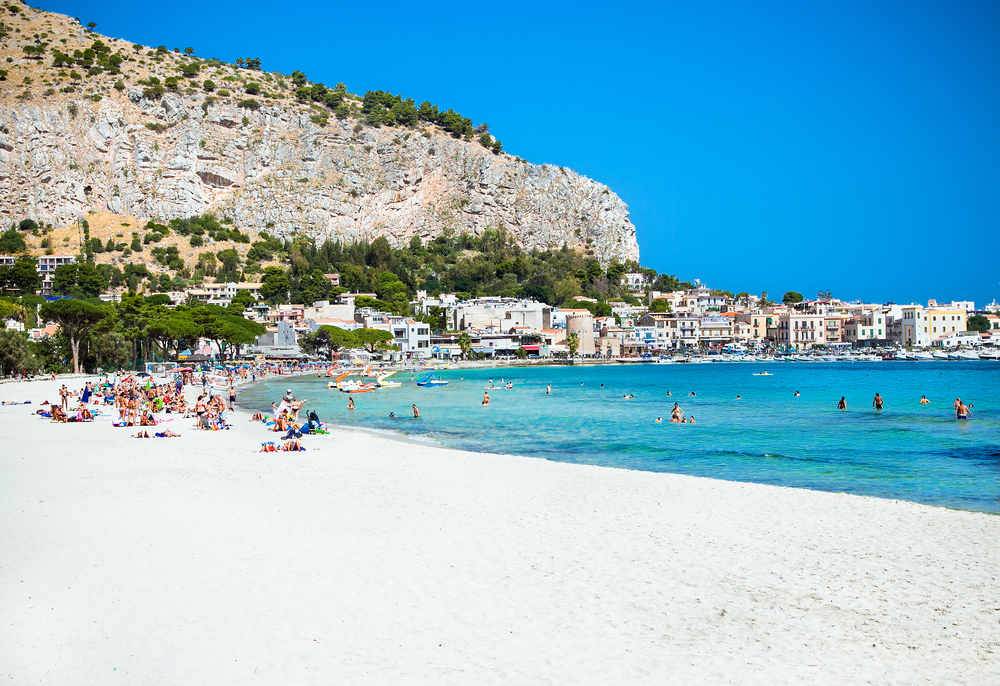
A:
[[155, 429, 181, 437], [50, 405, 68, 423]]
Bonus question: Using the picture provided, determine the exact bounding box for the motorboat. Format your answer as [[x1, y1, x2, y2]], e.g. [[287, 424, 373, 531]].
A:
[[932, 351, 950, 360], [912, 351, 933, 361], [416, 373, 448, 387], [978, 348, 1000, 360], [955, 350, 980, 361]]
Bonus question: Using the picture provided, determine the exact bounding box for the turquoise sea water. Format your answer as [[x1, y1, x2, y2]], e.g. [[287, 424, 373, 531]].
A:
[[240, 362, 1000, 513]]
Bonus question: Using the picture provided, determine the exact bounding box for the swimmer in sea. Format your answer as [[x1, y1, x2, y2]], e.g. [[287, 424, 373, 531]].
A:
[[482, 391, 490, 406], [794, 391, 800, 397], [688, 416, 696, 424], [389, 412, 396, 419], [412, 404, 420, 418], [736, 394, 741, 400], [689, 391, 696, 397], [546, 384, 551, 395], [872, 393, 883, 411], [347, 397, 355, 410], [953, 398, 961, 411], [920, 395, 930, 404], [837, 396, 847, 410], [600, 384, 604, 388], [666, 391, 672, 396], [655, 417, 662, 423], [956, 400, 971, 420], [681, 417, 688, 424]]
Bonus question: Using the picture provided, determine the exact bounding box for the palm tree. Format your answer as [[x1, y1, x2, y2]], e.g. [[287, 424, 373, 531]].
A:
[[457, 332, 472, 359], [567, 332, 580, 357]]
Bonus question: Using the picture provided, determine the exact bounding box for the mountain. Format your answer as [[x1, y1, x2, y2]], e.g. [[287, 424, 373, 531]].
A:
[[0, 4, 639, 267]]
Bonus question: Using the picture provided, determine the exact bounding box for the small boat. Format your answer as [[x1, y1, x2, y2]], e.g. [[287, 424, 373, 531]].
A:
[[417, 373, 448, 387], [955, 351, 980, 361], [978, 348, 1000, 360], [913, 351, 933, 361], [932, 351, 950, 360], [376, 371, 401, 388], [340, 380, 377, 393], [752, 372, 773, 376]]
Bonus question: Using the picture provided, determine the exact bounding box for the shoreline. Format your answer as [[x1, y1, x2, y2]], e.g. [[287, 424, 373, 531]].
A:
[[2, 376, 998, 683]]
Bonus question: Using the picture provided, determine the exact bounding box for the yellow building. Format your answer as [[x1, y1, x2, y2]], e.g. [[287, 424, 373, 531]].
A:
[[927, 308, 966, 342]]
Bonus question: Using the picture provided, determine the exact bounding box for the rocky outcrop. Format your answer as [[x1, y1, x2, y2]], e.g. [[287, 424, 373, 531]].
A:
[[0, 7, 638, 266], [0, 93, 638, 265]]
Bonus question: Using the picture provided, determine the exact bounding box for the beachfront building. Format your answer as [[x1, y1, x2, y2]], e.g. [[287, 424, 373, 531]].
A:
[[776, 312, 826, 350], [842, 307, 888, 347], [389, 317, 432, 358], [823, 314, 845, 345], [896, 305, 932, 348], [926, 307, 967, 344], [736, 310, 774, 345], [697, 316, 734, 348], [666, 315, 701, 348], [448, 297, 552, 333]]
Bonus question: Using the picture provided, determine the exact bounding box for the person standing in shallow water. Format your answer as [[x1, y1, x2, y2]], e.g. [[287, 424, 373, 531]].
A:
[[872, 393, 884, 411], [837, 397, 847, 410]]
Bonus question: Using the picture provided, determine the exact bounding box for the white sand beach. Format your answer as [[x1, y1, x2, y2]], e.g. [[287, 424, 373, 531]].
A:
[[1, 376, 998, 684]]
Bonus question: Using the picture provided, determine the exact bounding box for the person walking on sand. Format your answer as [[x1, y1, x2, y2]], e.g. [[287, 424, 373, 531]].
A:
[[837, 396, 847, 410], [348, 396, 355, 411], [228, 384, 237, 410], [872, 393, 884, 411], [412, 404, 420, 418]]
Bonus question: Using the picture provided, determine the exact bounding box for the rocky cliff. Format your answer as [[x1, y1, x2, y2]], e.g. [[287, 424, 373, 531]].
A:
[[0, 6, 639, 266]]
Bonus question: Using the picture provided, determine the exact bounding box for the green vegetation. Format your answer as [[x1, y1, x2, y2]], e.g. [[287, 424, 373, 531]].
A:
[[967, 314, 990, 333]]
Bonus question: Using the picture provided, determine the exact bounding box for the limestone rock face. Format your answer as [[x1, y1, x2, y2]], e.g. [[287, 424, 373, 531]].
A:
[[0, 96, 638, 265]]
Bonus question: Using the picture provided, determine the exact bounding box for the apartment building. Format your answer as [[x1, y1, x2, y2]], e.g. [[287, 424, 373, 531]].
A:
[[897, 305, 931, 347], [927, 307, 967, 344], [777, 312, 826, 350]]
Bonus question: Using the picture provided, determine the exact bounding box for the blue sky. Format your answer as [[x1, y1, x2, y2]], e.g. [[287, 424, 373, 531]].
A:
[[45, 1, 1000, 306]]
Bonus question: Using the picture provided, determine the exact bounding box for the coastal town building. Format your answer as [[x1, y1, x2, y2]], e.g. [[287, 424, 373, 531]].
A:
[[777, 312, 826, 350], [1, 254, 79, 297], [927, 307, 967, 344]]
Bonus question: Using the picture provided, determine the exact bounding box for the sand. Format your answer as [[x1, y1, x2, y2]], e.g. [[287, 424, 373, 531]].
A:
[[1, 376, 998, 684]]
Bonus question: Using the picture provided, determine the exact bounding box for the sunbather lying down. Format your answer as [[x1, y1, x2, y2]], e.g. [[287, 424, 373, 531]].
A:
[[155, 429, 180, 437]]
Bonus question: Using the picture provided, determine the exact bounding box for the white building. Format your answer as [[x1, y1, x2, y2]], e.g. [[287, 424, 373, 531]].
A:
[[777, 312, 827, 350], [898, 305, 931, 347], [388, 317, 431, 358]]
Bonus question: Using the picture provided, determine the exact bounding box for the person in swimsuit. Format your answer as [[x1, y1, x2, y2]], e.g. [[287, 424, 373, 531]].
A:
[[837, 396, 847, 410], [482, 391, 490, 406], [228, 384, 237, 410], [736, 394, 741, 400], [347, 397, 355, 410], [655, 417, 662, 423], [546, 384, 551, 395], [794, 391, 800, 397], [956, 401, 971, 420], [919, 395, 930, 404], [953, 398, 961, 412], [412, 404, 420, 418], [688, 416, 696, 424], [872, 393, 883, 411]]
